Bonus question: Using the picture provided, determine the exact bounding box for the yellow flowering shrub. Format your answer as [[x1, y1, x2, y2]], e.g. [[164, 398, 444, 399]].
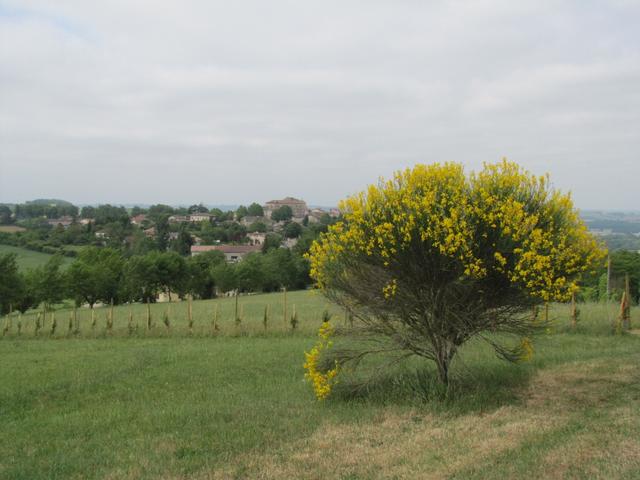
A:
[[306, 160, 605, 385], [303, 321, 339, 400], [309, 160, 604, 303]]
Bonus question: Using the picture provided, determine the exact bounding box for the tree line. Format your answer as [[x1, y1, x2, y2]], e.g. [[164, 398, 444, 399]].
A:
[[0, 247, 310, 315]]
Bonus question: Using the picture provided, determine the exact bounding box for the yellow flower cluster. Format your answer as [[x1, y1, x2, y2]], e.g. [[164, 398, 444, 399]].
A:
[[303, 321, 339, 400], [307, 160, 606, 302], [518, 337, 534, 362], [383, 279, 397, 298]]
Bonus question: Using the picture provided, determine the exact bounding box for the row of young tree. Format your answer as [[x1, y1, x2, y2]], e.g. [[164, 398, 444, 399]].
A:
[[579, 249, 640, 303], [0, 247, 310, 314]]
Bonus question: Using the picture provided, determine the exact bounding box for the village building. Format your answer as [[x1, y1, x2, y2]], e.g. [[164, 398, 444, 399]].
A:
[[189, 212, 215, 222], [46, 216, 74, 228], [191, 244, 261, 262], [240, 215, 272, 228], [307, 208, 326, 224], [144, 226, 156, 238], [168, 215, 189, 223], [130, 214, 147, 225], [247, 232, 266, 246], [263, 197, 309, 219], [283, 237, 299, 249]]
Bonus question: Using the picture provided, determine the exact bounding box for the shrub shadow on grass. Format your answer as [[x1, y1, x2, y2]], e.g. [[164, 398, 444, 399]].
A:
[[331, 358, 535, 416]]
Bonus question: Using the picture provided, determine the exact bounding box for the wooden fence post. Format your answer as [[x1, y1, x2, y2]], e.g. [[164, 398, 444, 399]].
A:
[[623, 274, 631, 330], [128, 307, 134, 335], [50, 312, 57, 336], [283, 287, 287, 327], [570, 292, 577, 328], [212, 303, 219, 333], [108, 299, 114, 333], [544, 302, 549, 324], [146, 298, 152, 331], [263, 305, 269, 331]]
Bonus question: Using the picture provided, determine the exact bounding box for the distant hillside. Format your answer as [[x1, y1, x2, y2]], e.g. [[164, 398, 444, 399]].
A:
[[27, 199, 74, 207]]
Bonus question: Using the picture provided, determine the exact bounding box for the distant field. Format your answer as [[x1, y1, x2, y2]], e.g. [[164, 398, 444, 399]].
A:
[[0, 244, 73, 270], [0, 225, 26, 233], [1, 293, 640, 479]]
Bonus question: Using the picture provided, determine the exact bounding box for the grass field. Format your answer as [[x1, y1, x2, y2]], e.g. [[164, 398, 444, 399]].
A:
[[0, 225, 27, 233], [0, 244, 74, 270], [1, 291, 639, 479]]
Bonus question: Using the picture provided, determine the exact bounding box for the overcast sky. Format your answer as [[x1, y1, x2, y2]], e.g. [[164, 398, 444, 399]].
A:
[[0, 1, 638, 209]]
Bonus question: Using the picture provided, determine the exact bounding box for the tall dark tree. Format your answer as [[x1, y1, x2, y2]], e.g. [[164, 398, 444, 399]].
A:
[[0, 205, 13, 224], [172, 226, 194, 256], [235, 205, 249, 220], [247, 203, 264, 217], [186, 251, 225, 299], [188, 203, 209, 214], [0, 253, 22, 314], [155, 216, 170, 251], [284, 221, 303, 238]]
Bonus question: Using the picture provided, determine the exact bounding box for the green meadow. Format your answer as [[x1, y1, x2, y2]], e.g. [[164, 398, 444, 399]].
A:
[[1, 291, 639, 479], [0, 244, 74, 271]]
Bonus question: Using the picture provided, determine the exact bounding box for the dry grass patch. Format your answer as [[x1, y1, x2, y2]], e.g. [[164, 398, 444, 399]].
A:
[[208, 357, 640, 480]]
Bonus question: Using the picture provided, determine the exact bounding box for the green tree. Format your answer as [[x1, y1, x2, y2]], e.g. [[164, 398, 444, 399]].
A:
[[186, 251, 226, 299], [209, 208, 223, 219], [262, 233, 282, 252], [15, 269, 41, 313], [66, 247, 124, 307], [0, 205, 12, 224], [80, 206, 96, 218], [211, 262, 238, 293], [155, 216, 170, 251], [235, 205, 249, 220], [188, 203, 209, 214], [610, 250, 640, 303], [123, 255, 160, 302], [284, 221, 303, 238], [37, 255, 66, 310], [248, 221, 267, 233], [262, 248, 303, 291], [309, 161, 604, 385], [131, 206, 147, 216], [247, 203, 264, 217], [235, 253, 265, 292], [171, 226, 194, 256], [154, 251, 189, 299], [148, 204, 176, 219], [271, 205, 293, 222], [0, 253, 22, 314]]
